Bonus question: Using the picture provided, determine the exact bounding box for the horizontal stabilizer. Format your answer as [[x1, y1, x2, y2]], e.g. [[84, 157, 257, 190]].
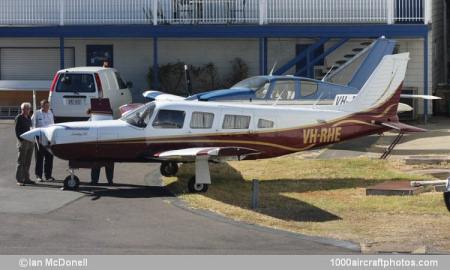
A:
[[400, 94, 441, 100], [143, 90, 185, 101], [397, 103, 413, 113], [381, 122, 426, 133]]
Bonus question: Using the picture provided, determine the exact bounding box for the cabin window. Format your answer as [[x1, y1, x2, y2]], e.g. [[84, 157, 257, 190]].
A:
[[121, 103, 155, 128], [152, 110, 185, 129], [300, 81, 318, 97], [222, 114, 251, 129], [257, 119, 274, 129], [270, 81, 296, 100], [115, 72, 128, 89], [190, 112, 214, 129]]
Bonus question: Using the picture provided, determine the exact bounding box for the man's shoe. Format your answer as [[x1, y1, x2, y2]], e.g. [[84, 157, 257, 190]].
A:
[[24, 180, 36, 185], [46, 177, 55, 182], [36, 176, 44, 182], [17, 182, 25, 186]]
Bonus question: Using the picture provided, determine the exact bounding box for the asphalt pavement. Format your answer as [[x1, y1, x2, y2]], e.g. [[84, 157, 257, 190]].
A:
[[0, 120, 357, 254]]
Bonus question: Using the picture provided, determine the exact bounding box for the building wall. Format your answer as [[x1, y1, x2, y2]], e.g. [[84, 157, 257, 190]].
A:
[[0, 36, 435, 115], [431, 0, 446, 87]]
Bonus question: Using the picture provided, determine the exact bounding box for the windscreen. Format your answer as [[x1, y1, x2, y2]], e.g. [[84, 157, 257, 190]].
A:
[[120, 102, 156, 128], [231, 76, 270, 91]]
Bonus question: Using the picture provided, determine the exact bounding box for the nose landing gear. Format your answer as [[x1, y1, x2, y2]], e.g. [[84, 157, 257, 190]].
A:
[[63, 168, 80, 190]]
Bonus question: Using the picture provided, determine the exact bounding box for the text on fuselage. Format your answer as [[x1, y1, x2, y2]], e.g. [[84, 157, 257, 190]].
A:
[[303, 127, 342, 144]]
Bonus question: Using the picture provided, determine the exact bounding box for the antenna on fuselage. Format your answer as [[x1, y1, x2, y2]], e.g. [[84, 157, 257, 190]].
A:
[[312, 93, 324, 109], [321, 65, 335, 82], [269, 62, 277, 76]]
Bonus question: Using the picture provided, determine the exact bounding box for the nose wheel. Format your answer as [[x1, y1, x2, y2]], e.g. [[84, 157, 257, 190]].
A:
[[188, 176, 208, 193], [63, 169, 80, 190], [160, 161, 178, 177]]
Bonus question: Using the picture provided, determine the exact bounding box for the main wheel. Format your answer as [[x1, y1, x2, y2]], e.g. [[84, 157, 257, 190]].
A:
[[444, 192, 450, 212], [160, 161, 178, 177], [187, 176, 208, 193], [63, 175, 80, 190]]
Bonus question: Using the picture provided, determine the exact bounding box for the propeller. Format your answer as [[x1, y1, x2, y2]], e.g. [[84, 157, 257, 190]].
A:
[[34, 136, 40, 152]]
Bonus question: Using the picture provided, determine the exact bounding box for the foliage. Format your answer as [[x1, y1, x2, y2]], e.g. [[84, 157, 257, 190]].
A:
[[146, 57, 249, 95]]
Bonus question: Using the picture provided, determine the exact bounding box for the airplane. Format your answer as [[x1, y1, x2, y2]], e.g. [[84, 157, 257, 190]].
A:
[[144, 37, 397, 105], [21, 52, 426, 194]]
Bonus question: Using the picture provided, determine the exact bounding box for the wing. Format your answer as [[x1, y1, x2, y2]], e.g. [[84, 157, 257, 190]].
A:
[[154, 147, 261, 162]]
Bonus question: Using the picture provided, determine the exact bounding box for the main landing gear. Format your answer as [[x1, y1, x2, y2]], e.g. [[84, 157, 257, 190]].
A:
[[63, 168, 80, 190], [188, 176, 208, 193], [160, 161, 178, 177], [160, 158, 210, 193]]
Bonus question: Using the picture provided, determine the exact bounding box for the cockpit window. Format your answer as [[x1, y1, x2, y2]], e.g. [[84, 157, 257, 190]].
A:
[[153, 110, 186, 129], [254, 83, 270, 99], [231, 77, 270, 91], [270, 81, 296, 100], [120, 102, 155, 128], [301, 80, 318, 97]]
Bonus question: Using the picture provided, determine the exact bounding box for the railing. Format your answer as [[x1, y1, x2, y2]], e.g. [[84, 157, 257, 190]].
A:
[[0, 0, 430, 26]]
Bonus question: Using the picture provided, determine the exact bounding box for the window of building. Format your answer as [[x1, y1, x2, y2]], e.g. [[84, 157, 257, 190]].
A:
[[152, 109, 185, 129], [257, 119, 274, 129], [300, 80, 318, 97], [270, 81, 296, 100], [190, 112, 214, 129], [222, 114, 251, 129]]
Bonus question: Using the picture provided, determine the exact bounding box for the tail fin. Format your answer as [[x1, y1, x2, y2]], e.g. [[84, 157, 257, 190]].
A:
[[337, 52, 410, 117]]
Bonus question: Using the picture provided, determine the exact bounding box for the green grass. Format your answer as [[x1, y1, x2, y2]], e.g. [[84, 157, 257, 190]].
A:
[[164, 157, 450, 253]]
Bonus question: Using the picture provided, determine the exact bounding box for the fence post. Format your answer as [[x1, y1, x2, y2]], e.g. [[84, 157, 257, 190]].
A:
[[251, 179, 259, 209], [59, 0, 65, 26], [259, 0, 267, 25], [387, 0, 394, 24], [152, 0, 158, 25], [424, 0, 431, 24]]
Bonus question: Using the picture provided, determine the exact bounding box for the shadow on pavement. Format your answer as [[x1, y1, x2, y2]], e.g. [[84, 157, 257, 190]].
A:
[[31, 181, 172, 200]]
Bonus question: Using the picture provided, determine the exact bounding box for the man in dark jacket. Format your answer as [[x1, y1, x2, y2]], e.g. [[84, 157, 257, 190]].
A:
[[15, 102, 35, 186]]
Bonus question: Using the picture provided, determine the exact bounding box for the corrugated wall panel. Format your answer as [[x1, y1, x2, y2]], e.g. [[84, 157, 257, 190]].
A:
[[0, 48, 74, 80]]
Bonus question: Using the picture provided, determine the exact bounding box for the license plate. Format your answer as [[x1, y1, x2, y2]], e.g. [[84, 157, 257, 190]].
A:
[[67, 99, 82, 105]]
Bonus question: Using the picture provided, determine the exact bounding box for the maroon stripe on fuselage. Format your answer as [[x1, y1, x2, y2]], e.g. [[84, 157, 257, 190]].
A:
[[50, 84, 403, 162]]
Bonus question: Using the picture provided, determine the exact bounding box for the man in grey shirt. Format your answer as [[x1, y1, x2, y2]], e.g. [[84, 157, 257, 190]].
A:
[[31, 99, 55, 182], [15, 102, 35, 186]]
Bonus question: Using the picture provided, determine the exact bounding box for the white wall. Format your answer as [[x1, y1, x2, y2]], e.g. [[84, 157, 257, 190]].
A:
[[0, 36, 436, 113]]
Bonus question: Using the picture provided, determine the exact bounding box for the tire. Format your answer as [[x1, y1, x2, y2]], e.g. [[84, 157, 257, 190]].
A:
[[64, 175, 80, 190], [444, 192, 450, 212], [187, 176, 208, 193], [160, 161, 178, 177]]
